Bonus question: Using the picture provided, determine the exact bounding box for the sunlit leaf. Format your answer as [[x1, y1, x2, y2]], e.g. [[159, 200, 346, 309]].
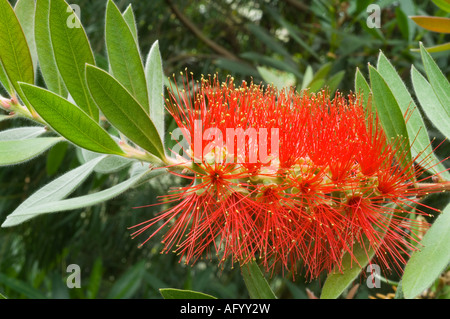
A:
[[105, 0, 148, 109], [368, 65, 413, 178], [49, 0, 98, 120], [35, 0, 67, 96], [20, 83, 125, 156], [14, 0, 38, 76], [431, 0, 450, 12], [0, 0, 34, 98], [410, 16, 450, 33], [86, 64, 165, 160]]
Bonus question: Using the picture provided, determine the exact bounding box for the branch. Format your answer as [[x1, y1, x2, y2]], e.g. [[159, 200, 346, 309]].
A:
[[165, 0, 240, 61]]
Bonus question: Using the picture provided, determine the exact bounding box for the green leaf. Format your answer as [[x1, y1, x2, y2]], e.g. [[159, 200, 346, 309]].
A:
[[327, 70, 345, 94], [320, 237, 375, 299], [107, 260, 146, 299], [411, 66, 450, 140], [395, 7, 410, 41], [308, 78, 325, 93], [145, 40, 165, 140], [49, 0, 98, 120], [122, 4, 138, 41], [46, 141, 68, 176], [1, 164, 164, 227], [411, 42, 450, 53], [420, 43, 450, 110], [35, 0, 67, 96], [14, 0, 38, 76], [0, 0, 34, 97], [257, 66, 296, 90], [432, 0, 450, 12], [0, 273, 47, 299], [86, 258, 103, 299], [105, 0, 148, 109], [0, 61, 13, 93], [410, 16, 450, 33], [241, 261, 277, 299], [0, 126, 46, 141], [1, 155, 106, 227], [19, 83, 125, 156], [377, 52, 448, 179], [85, 65, 165, 160], [82, 148, 133, 174], [160, 288, 217, 299], [369, 65, 413, 178], [354, 67, 371, 110], [301, 65, 314, 90], [311, 62, 332, 84], [402, 204, 450, 299], [0, 137, 61, 167]]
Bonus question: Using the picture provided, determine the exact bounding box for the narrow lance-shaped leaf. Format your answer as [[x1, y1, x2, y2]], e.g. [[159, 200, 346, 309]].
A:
[[241, 261, 277, 299], [320, 237, 376, 299], [0, 61, 13, 93], [35, 0, 68, 96], [82, 148, 134, 174], [377, 52, 448, 179], [122, 4, 138, 41], [1, 155, 106, 227], [354, 67, 371, 111], [411, 42, 450, 53], [14, 0, 38, 77], [145, 40, 165, 139], [1, 167, 164, 228], [410, 16, 450, 34], [327, 70, 345, 95], [0, 0, 34, 98], [432, 0, 450, 12], [86, 64, 165, 160], [0, 127, 46, 141], [402, 203, 450, 299], [105, 0, 149, 109], [320, 211, 395, 299], [159, 289, 217, 300], [411, 66, 450, 141], [420, 43, 450, 110], [368, 65, 414, 179], [49, 0, 98, 120], [0, 138, 62, 167], [19, 83, 125, 156]]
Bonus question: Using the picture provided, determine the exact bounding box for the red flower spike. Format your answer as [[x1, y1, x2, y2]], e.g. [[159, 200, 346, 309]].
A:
[[131, 73, 447, 280]]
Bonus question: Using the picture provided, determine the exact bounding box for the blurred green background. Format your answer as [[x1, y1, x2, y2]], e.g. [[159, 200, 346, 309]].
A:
[[0, 0, 449, 299]]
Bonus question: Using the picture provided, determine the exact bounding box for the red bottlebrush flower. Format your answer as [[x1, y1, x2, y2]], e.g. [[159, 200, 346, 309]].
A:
[[130, 73, 444, 280]]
